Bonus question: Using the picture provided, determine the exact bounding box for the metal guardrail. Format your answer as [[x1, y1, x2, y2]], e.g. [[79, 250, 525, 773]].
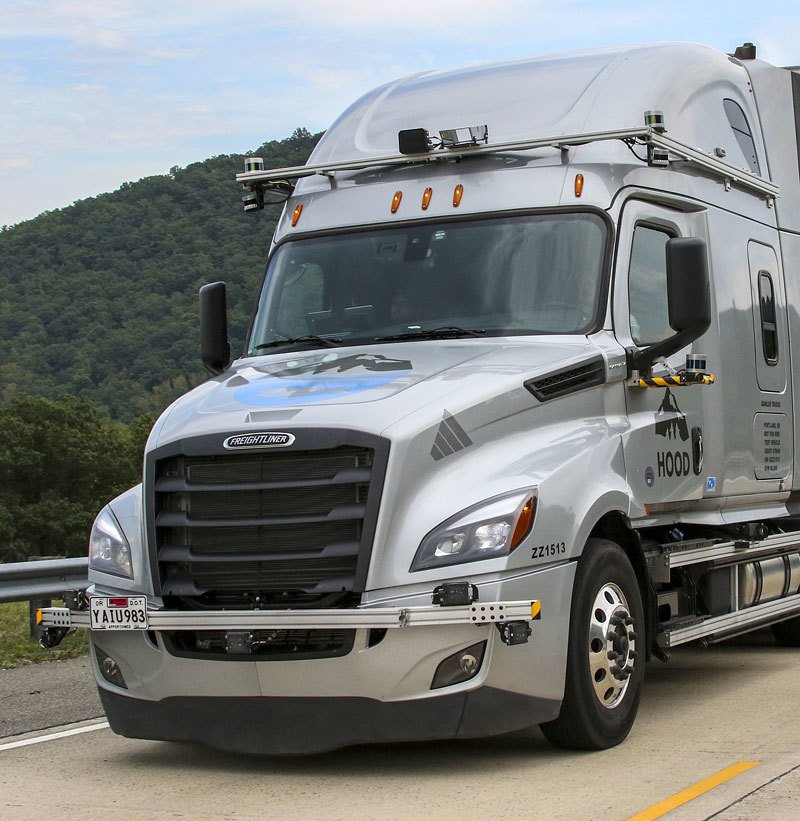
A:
[[0, 558, 89, 604]]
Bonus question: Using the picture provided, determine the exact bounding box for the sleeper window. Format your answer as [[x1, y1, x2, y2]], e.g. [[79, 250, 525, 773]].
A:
[[723, 99, 761, 175]]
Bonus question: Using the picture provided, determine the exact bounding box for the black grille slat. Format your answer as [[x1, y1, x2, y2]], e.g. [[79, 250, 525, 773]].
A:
[[184, 451, 370, 484], [165, 558, 355, 594], [181, 521, 359, 554], [158, 542, 361, 563], [155, 445, 376, 605], [155, 467, 371, 493], [186, 484, 364, 519], [525, 356, 606, 402], [156, 506, 367, 528], [193, 560, 353, 587]]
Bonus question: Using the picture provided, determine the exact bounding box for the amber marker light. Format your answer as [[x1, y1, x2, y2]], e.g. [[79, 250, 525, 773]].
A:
[[422, 187, 433, 210], [291, 203, 303, 227], [574, 174, 585, 198], [453, 184, 464, 207], [391, 190, 403, 213], [510, 496, 537, 551]]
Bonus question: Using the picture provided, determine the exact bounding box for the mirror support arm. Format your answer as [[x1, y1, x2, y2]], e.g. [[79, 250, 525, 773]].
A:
[[628, 327, 699, 375]]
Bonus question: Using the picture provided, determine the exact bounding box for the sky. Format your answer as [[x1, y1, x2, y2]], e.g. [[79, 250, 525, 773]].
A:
[[2, 0, 799, 227]]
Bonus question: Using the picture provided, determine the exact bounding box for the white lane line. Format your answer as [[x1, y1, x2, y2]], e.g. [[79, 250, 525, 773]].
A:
[[0, 721, 110, 752]]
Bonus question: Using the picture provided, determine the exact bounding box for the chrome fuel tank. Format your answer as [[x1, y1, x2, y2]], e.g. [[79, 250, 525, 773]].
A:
[[738, 553, 800, 608]]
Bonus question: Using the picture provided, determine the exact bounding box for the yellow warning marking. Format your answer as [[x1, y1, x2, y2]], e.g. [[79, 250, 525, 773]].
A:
[[530, 601, 541, 620], [35, 609, 43, 626], [627, 761, 760, 821], [636, 373, 716, 388]]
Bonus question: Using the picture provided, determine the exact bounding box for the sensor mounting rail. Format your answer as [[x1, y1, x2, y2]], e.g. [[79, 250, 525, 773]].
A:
[[664, 591, 800, 647], [38, 599, 541, 631], [665, 531, 800, 569], [236, 126, 779, 202]]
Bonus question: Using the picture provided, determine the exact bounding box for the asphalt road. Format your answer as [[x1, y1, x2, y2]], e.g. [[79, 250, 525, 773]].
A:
[[0, 656, 102, 737], [2, 634, 800, 820]]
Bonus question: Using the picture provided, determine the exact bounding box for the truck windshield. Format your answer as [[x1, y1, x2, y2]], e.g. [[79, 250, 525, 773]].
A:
[[247, 212, 607, 354]]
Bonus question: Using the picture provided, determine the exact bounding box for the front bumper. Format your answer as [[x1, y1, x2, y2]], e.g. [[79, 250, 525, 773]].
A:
[[81, 596, 556, 754], [99, 685, 559, 755], [42, 562, 575, 753]]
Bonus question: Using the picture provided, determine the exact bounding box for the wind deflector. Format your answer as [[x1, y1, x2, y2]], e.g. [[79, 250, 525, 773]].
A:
[[525, 356, 605, 402]]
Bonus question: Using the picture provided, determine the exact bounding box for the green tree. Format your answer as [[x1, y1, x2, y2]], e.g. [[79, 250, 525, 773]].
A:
[[0, 395, 151, 562], [0, 128, 323, 420]]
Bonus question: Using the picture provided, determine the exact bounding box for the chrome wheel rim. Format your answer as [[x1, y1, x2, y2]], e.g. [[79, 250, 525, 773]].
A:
[[587, 582, 638, 709]]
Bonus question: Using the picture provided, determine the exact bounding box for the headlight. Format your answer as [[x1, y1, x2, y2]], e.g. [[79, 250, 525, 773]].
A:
[[89, 506, 133, 579], [411, 490, 537, 572]]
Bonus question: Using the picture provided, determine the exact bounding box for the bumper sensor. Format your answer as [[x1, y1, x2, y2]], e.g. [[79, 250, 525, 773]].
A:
[[432, 582, 479, 606]]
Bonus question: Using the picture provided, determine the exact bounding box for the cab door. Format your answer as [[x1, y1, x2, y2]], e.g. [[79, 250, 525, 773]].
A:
[[613, 200, 709, 516], [748, 240, 792, 482]]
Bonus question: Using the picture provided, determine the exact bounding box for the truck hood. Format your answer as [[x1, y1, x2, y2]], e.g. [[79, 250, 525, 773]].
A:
[[152, 337, 604, 447]]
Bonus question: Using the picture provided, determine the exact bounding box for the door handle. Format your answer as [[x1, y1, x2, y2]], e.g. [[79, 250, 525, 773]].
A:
[[692, 426, 703, 475]]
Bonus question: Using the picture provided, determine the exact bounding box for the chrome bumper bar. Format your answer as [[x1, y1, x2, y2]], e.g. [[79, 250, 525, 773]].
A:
[[39, 599, 541, 631]]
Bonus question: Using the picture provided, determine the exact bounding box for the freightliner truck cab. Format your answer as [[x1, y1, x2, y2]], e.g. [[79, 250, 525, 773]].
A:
[[42, 41, 800, 753]]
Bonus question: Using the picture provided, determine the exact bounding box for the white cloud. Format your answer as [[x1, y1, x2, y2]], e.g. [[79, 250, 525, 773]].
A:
[[751, 26, 800, 66], [271, 0, 537, 33], [70, 82, 106, 93], [0, 157, 31, 171], [2, 0, 800, 226]]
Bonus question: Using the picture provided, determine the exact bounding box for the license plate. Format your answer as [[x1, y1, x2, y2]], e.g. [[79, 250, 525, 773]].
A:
[[89, 596, 148, 630]]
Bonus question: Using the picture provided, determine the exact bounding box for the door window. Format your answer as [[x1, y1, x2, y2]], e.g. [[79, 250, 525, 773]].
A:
[[628, 225, 673, 346]]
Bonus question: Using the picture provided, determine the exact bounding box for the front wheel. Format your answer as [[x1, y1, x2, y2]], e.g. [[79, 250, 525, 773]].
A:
[[540, 538, 645, 749]]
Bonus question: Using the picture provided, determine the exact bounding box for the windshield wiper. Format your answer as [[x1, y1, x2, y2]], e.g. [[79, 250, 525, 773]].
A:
[[374, 326, 486, 342], [253, 335, 343, 351]]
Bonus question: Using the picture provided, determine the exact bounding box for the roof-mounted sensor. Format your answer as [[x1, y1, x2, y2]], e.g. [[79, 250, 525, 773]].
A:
[[733, 42, 757, 60], [398, 128, 434, 155], [398, 125, 489, 155], [440, 125, 488, 148]]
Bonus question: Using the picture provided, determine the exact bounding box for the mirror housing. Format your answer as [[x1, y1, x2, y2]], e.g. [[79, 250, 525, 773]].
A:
[[630, 237, 711, 373], [200, 281, 231, 375]]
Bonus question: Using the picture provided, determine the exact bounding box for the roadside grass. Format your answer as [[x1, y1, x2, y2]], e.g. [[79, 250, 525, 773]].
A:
[[0, 601, 89, 669]]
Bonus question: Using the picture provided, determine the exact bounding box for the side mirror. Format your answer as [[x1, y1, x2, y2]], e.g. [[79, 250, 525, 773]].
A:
[[630, 237, 711, 373], [200, 281, 230, 375], [666, 237, 711, 335]]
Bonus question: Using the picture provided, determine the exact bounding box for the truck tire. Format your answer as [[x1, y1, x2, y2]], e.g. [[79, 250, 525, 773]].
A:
[[540, 538, 645, 750], [771, 616, 800, 647]]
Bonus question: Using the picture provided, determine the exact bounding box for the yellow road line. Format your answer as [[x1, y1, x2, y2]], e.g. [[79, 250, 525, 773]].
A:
[[627, 761, 760, 821]]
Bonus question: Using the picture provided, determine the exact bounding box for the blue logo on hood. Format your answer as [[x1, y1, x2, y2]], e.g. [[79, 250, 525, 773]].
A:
[[234, 373, 405, 407]]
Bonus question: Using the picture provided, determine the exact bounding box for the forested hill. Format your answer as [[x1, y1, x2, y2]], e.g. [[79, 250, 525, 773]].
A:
[[0, 128, 322, 421]]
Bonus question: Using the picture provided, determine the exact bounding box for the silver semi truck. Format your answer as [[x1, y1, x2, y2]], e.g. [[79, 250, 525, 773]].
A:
[[42, 41, 800, 753]]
